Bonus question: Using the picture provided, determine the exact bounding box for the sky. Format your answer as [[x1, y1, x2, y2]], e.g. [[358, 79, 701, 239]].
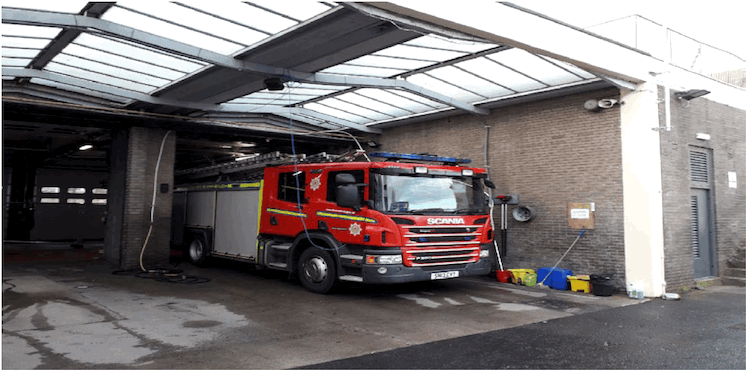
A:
[[507, 0, 746, 60]]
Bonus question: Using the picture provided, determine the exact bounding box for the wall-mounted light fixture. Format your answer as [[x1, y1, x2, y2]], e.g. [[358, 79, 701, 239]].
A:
[[584, 98, 619, 112], [79, 144, 93, 151], [263, 77, 285, 91], [695, 133, 711, 141], [675, 89, 710, 100]]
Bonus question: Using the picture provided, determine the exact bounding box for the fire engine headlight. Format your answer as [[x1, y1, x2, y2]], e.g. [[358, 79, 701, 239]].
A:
[[366, 254, 402, 265], [479, 249, 490, 258]]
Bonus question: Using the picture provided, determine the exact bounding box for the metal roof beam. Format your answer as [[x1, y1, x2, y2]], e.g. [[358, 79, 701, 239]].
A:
[[3, 8, 487, 116], [361, 1, 657, 84], [3, 68, 382, 134], [26, 3, 113, 71]]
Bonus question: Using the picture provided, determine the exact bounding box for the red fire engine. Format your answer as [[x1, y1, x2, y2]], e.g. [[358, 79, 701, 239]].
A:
[[172, 152, 496, 293]]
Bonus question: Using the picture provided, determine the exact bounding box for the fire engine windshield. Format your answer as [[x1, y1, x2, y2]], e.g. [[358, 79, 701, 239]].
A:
[[372, 173, 488, 215]]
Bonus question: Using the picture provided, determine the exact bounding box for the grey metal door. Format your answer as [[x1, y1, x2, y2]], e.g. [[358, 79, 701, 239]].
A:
[[690, 148, 715, 278], [691, 189, 714, 277]]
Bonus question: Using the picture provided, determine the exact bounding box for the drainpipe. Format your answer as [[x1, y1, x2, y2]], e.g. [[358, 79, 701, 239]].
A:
[[664, 26, 672, 132]]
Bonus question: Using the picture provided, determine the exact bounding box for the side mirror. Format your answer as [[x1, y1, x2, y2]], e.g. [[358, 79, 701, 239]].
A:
[[484, 179, 496, 189], [336, 184, 362, 211]]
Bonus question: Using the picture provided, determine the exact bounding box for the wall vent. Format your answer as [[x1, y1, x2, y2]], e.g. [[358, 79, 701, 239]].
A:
[[690, 151, 709, 184], [690, 195, 700, 258]]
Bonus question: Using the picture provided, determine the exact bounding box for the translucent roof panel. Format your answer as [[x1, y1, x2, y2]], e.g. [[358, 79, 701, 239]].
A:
[[404, 35, 496, 54], [226, 90, 308, 106], [356, 89, 438, 113], [273, 111, 329, 127], [29, 78, 131, 103], [538, 55, 596, 80], [427, 65, 513, 99], [45, 61, 158, 93], [51, 54, 171, 88], [3, 37, 51, 49], [374, 44, 467, 62], [116, 2, 268, 48], [0, 0, 89, 13], [178, 1, 296, 35], [1, 24, 62, 39], [242, 91, 316, 100], [456, 57, 546, 92], [227, 97, 295, 106], [336, 91, 413, 117], [304, 102, 373, 124], [3, 58, 31, 67], [488, 49, 582, 86], [406, 73, 485, 102], [386, 89, 447, 110], [344, 54, 434, 70], [243, 1, 335, 23], [59, 34, 205, 87], [2, 48, 42, 58], [74, 34, 205, 74], [320, 97, 396, 122], [320, 64, 407, 78], [225, 82, 351, 106], [101, 5, 244, 55]]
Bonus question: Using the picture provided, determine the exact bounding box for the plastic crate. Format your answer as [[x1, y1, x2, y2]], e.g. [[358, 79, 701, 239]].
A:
[[537, 267, 572, 290], [568, 275, 591, 293], [508, 269, 535, 285]]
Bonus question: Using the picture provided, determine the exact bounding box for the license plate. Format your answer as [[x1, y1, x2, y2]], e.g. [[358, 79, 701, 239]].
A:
[[431, 271, 459, 280]]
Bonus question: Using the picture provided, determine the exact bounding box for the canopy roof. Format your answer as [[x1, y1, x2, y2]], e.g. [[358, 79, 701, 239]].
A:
[[2, 1, 607, 136]]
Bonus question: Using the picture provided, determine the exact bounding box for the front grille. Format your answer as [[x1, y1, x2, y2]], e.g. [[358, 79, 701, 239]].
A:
[[401, 225, 482, 267], [403, 247, 480, 267]]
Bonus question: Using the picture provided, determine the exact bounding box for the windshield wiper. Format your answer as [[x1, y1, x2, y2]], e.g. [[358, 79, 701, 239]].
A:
[[455, 208, 487, 215], [409, 208, 447, 215]]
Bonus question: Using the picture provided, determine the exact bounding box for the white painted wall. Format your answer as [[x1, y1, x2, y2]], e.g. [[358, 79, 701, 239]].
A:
[[619, 82, 666, 297]]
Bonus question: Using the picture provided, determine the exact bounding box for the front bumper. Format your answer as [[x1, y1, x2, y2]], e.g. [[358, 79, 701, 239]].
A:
[[360, 244, 492, 284]]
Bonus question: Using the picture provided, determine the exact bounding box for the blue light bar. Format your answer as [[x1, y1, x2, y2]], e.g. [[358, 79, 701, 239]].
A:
[[369, 152, 471, 164]]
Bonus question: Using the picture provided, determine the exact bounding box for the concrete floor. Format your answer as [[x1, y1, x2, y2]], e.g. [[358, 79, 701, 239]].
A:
[[3, 252, 648, 369]]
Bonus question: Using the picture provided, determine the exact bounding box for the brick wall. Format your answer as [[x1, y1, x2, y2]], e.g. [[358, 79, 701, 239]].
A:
[[380, 87, 628, 288], [659, 87, 746, 290], [105, 127, 176, 270]]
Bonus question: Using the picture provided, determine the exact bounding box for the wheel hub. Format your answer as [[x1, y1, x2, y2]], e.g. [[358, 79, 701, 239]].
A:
[[189, 241, 203, 261], [303, 256, 328, 283]]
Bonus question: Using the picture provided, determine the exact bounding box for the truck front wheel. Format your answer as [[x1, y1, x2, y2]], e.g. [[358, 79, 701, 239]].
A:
[[188, 235, 208, 266], [298, 247, 337, 294]]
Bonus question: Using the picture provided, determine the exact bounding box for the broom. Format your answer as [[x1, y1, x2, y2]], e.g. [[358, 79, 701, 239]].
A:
[[536, 230, 585, 288]]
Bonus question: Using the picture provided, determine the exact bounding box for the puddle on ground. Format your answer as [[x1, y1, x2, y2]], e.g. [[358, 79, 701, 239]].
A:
[[2, 276, 251, 369]]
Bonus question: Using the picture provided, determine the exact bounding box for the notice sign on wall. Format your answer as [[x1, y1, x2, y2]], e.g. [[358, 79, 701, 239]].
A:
[[568, 203, 594, 229], [570, 209, 590, 219], [728, 172, 737, 189]]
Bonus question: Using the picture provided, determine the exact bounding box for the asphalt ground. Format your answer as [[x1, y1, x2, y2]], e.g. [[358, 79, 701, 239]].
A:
[[301, 286, 746, 370], [3, 244, 744, 369]]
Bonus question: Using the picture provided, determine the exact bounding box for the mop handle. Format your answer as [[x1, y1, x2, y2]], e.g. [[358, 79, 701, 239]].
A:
[[539, 230, 585, 285]]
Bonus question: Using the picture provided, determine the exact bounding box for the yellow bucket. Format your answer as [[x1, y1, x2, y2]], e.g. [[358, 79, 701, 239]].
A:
[[568, 275, 591, 293], [508, 269, 535, 285]]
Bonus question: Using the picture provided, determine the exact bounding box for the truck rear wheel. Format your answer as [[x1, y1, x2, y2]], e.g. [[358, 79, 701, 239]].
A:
[[188, 235, 209, 266], [298, 247, 337, 294]]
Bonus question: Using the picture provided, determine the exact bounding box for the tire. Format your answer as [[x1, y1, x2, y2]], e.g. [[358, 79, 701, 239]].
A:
[[298, 247, 337, 294], [187, 235, 209, 266]]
